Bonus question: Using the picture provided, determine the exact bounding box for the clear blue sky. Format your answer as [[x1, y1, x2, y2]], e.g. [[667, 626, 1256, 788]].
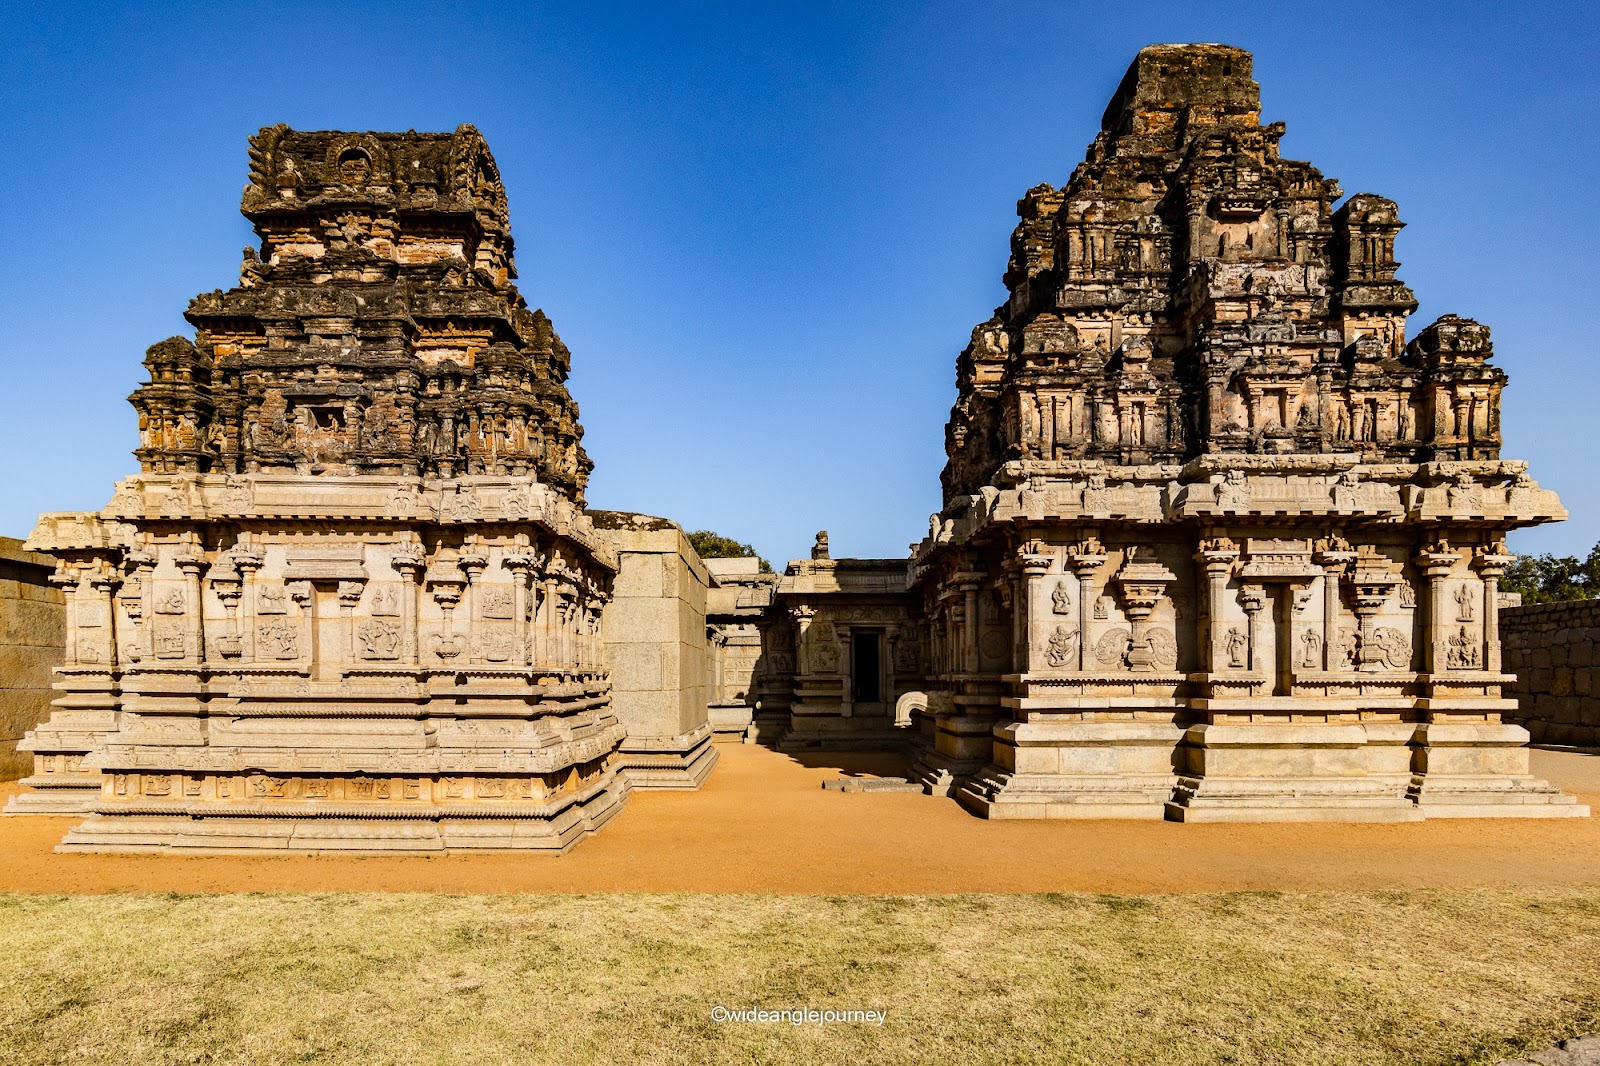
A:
[[2, 1, 1596, 567]]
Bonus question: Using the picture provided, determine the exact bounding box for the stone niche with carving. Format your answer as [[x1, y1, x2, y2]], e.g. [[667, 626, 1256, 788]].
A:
[[909, 44, 1586, 822], [11, 126, 628, 852]]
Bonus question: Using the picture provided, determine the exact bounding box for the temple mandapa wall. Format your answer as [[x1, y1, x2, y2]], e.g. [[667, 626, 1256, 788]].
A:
[[1503, 601, 1600, 748], [0, 537, 63, 780]]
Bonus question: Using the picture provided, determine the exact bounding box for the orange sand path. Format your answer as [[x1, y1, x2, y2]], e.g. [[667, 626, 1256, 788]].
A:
[[2, 745, 1599, 895]]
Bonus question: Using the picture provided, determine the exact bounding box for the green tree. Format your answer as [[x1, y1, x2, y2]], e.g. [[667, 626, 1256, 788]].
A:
[[685, 530, 772, 573], [1502, 541, 1600, 604]]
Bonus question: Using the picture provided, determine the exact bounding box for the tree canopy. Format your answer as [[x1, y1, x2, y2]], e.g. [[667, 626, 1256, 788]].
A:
[[685, 530, 772, 573], [1502, 542, 1600, 605]]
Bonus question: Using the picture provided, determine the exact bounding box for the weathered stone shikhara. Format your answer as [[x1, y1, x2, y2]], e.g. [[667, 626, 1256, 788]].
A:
[[895, 43, 1584, 820], [16, 126, 629, 849], [6, 43, 1587, 849]]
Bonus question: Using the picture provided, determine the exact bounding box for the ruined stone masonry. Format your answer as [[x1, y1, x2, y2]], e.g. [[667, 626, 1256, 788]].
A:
[[11, 126, 629, 850], [902, 44, 1585, 820]]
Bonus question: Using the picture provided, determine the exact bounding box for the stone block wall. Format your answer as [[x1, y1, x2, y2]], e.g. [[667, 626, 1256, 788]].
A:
[[1503, 600, 1600, 747], [0, 537, 64, 780], [592, 513, 717, 788]]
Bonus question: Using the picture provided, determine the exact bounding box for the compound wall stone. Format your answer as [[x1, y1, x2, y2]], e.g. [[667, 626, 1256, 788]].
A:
[[0, 538, 64, 780], [1504, 600, 1600, 747]]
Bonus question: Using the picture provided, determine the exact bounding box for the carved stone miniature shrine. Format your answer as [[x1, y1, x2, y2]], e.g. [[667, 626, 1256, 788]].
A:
[[18, 126, 629, 850], [902, 44, 1585, 820]]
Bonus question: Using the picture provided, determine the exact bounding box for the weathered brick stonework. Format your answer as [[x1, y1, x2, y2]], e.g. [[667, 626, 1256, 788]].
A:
[[1503, 601, 1600, 747]]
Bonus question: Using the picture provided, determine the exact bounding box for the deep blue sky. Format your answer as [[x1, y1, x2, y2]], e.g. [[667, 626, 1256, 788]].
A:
[[2, 2, 1596, 566]]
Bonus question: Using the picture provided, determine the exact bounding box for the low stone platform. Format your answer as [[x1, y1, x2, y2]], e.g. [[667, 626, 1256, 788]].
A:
[[4, 745, 1600, 894]]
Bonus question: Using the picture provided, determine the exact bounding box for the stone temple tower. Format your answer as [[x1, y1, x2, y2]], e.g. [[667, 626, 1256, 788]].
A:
[[13, 126, 628, 850], [908, 45, 1586, 820]]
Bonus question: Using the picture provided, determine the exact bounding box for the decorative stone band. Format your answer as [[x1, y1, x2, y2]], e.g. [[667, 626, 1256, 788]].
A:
[[918, 457, 1561, 558], [74, 473, 615, 569]]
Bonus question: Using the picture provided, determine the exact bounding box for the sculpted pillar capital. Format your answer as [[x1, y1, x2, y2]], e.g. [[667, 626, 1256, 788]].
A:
[[1066, 538, 1108, 577], [229, 546, 266, 573], [1415, 538, 1459, 577], [1472, 540, 1514, 578], [174, 548, 207, 575], [390, 546, 425, 575]]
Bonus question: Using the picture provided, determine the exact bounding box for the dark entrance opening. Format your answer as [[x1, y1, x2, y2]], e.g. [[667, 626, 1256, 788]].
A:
[[852, 631, 881, 703]]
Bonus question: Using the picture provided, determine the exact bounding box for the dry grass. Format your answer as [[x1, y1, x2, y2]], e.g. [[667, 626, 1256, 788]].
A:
[[1, 889, 1598, 1065]]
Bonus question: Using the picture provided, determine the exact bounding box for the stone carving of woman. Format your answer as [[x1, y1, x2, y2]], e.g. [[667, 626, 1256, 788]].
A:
[[1225, 627, 1248, 668], [1299, 628, 1320, 669]]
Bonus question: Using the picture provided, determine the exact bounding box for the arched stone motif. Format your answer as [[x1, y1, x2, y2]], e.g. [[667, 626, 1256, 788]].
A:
[[894, 691, 928, 728]]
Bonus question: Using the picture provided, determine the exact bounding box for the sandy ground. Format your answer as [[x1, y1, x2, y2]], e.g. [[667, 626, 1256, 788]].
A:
[[1, 745, 1598, 895]]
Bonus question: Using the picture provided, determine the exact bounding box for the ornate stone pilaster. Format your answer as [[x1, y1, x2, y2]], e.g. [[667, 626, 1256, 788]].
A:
[[337, 578, 365, 668], [503, 548, 535, 667], [556, 582, 576, 669], [458, 546, 487, 664], [175, 546, 207, 665], [1008, 543, 1052, 673], [289, 580, 313, 669], [425, 551, 467, 662], [50, 567, 82, 665], [1067, 539, 1107, 672], [957, 575, 982, 676], [1416, 539, 1459, 675], [86, 565, 122, 669], [790, 605, 815, 675], [120, 549, 155, 664], [537, 575, 557, 669], [838, 623, 853, 719], [1238, 584, 1266, 674], [1348, 556, 1398, 672], [1196, 536, 1239, 673], [1313, 536, 1355, 671], [232, 546, 264, 664], [210, 560, 244, 661], [1473, 540, 1514, 674], [390, 544, 425, 665], [1114, 548, 1176, 672], [885, 623, 901, 701]]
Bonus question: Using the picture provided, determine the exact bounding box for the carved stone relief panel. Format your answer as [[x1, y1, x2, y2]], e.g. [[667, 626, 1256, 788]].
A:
[[356, 619, 402, 660], [153, 619, 186, 659]]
